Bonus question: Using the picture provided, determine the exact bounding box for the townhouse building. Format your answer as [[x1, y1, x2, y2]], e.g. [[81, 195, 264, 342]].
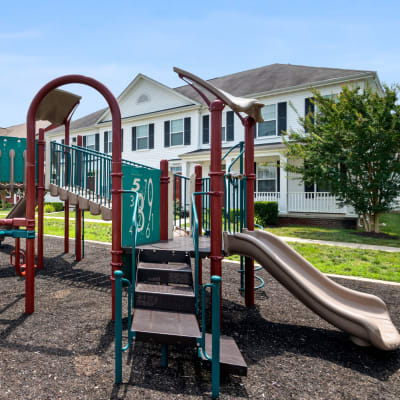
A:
[[47, 64, 383, 221]]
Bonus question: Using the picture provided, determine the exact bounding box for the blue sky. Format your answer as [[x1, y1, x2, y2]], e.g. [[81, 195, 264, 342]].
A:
[[1, 0, 399, 126]]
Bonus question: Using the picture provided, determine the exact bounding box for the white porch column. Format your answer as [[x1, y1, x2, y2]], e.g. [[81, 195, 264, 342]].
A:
[[279, 154, 288, 214], [181, 161, 189, 177]]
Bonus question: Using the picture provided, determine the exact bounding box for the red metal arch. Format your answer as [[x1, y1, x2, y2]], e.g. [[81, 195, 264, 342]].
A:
[[25, 75, 122, 317]]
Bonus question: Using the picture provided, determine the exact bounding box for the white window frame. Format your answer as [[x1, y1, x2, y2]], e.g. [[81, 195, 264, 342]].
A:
[[136, 124, 149, 151], [257, 104, 277, 138], [256, 163, 277, 192], [170, 118, 184, 147], [170, 165, 182, 174], [105, 131, 112, 154], [86, 134, 96, 151]]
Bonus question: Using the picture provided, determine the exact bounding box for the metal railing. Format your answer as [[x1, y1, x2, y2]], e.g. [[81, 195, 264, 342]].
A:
[[50, 142, 158, 209], [191, 191, 221, 399], [114, 190, 139, 383], [173, 173, 190, 231], [201, 177, 211, 234]]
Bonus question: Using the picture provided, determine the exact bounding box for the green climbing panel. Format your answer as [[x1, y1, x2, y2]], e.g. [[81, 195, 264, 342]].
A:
[[0, 137, 27, 183], [122, 164, 161, 247]]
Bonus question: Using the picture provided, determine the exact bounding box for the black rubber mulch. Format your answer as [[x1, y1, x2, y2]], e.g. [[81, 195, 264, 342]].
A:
[[0, 236, 399, 399]]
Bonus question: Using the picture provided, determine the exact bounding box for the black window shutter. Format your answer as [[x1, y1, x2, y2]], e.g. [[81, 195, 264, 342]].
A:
[[202, 115, 209, 144], [184, 117, 191, 145], [61, 139, 64, 145], [305, 98, 315, 131], [164, 121, 170, 147], [226, 111, 234, 141], [95, 133, 100, 151], [121, 129, 124, 152], [149, 124, 154, 149], [277, 161, 280, 192], [254, 162, 257, 192], [104, 131, 108, 153], [277, 102, 287, 136], [83, 135, 86, 148], [131, 127, 136, 151], [254, 123, 257, 138]]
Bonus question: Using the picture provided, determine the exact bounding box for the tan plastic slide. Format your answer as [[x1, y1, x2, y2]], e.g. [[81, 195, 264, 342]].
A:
[[223, 229, 400, 351]]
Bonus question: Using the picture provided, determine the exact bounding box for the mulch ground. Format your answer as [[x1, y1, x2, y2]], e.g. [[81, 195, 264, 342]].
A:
[[0, 236, 399, 400]]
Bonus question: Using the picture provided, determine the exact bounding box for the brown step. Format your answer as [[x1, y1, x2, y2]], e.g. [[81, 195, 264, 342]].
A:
[[135, 283, 195, 313], [137, 262, 193, 285], [202, 334, 247, 376], [132, 308, 200, 345]]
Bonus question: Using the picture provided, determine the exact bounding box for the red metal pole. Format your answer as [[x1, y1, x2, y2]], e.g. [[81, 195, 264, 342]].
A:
[[64, 120, 70, 253], [26, 75, 122, 316], [75, 135, 82, 261], [160, 159, 169, 241], [37, 128, 45, 269], [194, 164, 203, 285], [244, 116, 256, 307], [209, 99, 224, 281]]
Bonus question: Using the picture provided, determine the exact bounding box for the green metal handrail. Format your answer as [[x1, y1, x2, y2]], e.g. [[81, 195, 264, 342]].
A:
[[222, 140, 244, 161], [198, 275, 221, 399], [174, 173, 190, 232], [114, 190, 139, 383], [51, 142, 160, 210], [191, 191, 209, 315]]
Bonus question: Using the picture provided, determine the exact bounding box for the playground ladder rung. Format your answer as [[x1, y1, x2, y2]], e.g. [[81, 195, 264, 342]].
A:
[[135, 283, 195, 313], [137, 262, 193, 285], [201, 333, 248, 377], [132, 308, 200, 345]]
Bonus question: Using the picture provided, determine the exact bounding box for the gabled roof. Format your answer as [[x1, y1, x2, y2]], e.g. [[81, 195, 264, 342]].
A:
[[174, 63, 376, 104], [96, 73, 199, 124], [49, 63, 377, 135], [50, 108, 106, 134]]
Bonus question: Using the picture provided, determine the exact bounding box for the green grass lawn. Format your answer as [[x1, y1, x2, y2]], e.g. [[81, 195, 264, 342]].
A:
[[44, 211, 105, 220], [228, 242, 400, 283], [264, 213, 400, 248], [43, 219, 111, 242]]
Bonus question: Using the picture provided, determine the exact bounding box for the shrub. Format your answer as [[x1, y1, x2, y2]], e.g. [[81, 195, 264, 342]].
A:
[[254, 201, 279, 226], [44, 204, 56, 213], [37, 202, 64, 212], [49, 202, 64, 212]]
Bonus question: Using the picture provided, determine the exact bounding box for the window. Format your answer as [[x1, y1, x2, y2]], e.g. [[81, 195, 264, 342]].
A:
[[104, 131, 112, 153], [171, 119, 184, 146], [202, 111, 234, 144], [86, 134, 96, 151], [170, 166, 182, 174], [137, 125, 149, 150], [258, 104, 277, 137], [257, 164, 277, 192]]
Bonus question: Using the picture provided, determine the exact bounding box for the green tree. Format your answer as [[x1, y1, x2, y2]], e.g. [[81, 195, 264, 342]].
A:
[[284, 85, 400, 233]]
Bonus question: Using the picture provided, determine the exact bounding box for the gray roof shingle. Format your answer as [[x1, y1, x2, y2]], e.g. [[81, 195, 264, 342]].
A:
[[174, 63, 374, 104], [51, 64, 374, 133]]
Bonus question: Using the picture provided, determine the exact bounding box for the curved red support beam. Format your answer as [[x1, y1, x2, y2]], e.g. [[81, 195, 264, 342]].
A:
[[26, 75, 122, 317]]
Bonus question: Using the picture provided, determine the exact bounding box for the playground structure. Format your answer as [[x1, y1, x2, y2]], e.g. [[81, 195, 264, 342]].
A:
[[2, 69, 399, 398]]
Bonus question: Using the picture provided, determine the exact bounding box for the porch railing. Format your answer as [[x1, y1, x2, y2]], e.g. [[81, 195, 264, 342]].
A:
[[288, 192, 345, 214], [254, 192, 280, 203]]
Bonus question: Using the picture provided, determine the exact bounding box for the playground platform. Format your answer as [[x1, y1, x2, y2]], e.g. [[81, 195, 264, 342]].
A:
[[1, 236, 399, 399]]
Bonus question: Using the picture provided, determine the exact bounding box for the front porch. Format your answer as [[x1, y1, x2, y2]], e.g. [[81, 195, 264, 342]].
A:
[[254, 191, 355, 216]]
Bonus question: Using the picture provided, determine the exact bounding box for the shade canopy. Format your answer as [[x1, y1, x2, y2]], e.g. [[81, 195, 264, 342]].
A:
[[36, 88, 81, 125], [173, 67, 265, 123]]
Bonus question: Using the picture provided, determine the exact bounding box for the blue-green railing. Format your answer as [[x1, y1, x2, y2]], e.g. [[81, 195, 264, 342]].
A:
[[200, 177, 211, 234], [115, 190, 139, 383], [199, 275, 221, 399], [191, 191, 221, 398], [173, 173, 190, 232], [50, 142, 158, 208]]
